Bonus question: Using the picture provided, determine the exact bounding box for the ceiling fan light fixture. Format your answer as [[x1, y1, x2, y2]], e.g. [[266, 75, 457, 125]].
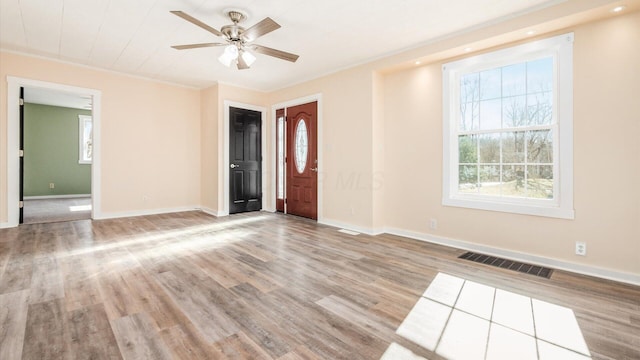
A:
[[218, 45, 239, 67], [241, 50, 257, 67]]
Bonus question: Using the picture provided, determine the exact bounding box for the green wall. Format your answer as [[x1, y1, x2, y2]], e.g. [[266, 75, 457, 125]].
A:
[[24, 103, 91, 196]]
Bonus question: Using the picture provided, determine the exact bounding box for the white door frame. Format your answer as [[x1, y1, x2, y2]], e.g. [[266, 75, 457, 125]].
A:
[[270, 93, 323, 222], [4, 76, 102, 227], [221, 101, 267, 216]]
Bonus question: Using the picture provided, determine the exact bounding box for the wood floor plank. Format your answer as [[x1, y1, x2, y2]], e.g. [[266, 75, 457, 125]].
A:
[[67, 304, 123, 359], [0, 290, 30, 360], [0, 260, 32, 295], [159, 323, 223, 360], [29, 256, 64, 304], [121, 268, 182, 330], [97, 271, 144, 321], [155, 269, 240, 343], [60, 253, 102, 311], [0, 232, 36, 294], [212, 331, 273, 360], [111, 312, 173, 360], [277, 345, 323, 360], [22, 298, 70, 359]]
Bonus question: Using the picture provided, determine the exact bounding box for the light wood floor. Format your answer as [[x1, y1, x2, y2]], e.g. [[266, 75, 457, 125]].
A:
[[0, 211, 638, 359]]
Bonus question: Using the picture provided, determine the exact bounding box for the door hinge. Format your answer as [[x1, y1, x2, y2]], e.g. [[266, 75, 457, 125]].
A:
[[19, 201, 24, 208], [19, 150, 24, 157], [19, 98, 24, 106]]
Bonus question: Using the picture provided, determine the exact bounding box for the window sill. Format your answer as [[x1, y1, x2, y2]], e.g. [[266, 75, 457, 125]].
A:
[[443, 196, 575, 219]]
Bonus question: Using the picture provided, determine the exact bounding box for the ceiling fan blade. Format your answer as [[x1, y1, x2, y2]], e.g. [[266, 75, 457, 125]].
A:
[[237, 55, 250, 70], [242, 17, 280, 42], [171, 43, 226, 50], [170, 11, 223, 37], [251, 44, 299, 62]]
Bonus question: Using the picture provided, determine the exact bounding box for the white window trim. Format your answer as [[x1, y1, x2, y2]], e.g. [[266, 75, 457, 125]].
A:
[[442, 33, 574, 219], [78, 115, 92, 164]]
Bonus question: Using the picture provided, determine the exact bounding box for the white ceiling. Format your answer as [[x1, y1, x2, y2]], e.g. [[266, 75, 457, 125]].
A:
[[24, 87, 92, 110], [0, 0, 563, 91]]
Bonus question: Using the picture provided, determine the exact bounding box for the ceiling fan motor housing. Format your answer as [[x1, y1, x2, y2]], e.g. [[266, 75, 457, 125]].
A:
[[221, 25, 245, 41], [222, 10, 247, 41]]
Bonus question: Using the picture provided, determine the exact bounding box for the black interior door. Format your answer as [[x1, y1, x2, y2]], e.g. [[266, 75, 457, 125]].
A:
[[229, 107, 262, 214], [19, 87, 24, 224]]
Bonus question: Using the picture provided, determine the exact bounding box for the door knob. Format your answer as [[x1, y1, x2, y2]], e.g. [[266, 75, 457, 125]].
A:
[[310, 167, 318, 172], [230, 164, 239, 168]]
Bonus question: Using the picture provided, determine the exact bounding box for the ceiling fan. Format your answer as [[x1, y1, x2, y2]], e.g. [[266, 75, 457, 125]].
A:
[[170, 9, 299, 70]]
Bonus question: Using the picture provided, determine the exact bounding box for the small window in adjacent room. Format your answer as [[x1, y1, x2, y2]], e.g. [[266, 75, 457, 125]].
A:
[[78, 115, 92, 164], [442, 33, 574, 219]]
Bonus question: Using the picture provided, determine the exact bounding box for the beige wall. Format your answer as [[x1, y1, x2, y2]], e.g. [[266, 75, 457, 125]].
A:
[[383, 12, 640, 275], [0, 52, 201, 221], [200, 84, 219, 212]]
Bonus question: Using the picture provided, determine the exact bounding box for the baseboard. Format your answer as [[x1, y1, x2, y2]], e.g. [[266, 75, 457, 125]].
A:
[[94, 206, 200, 220], [200, 207, 274, 217], [384, 227, 640, 287], [318, 218, 384, 236], [0, 222, 17, 229], [24, 194, 91, 200], [200, 207, 221, 217]]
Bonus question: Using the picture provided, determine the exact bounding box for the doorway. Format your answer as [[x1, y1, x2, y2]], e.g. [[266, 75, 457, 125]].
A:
[[21, 87, 94, 224], [275, 101, 318, 220], [229, 106, 262, 214], [6, 77, 101, 228]]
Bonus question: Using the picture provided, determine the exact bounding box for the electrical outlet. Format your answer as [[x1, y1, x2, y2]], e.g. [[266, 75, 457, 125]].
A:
[[49, 183, 55, 189], [430, 218, 438, 230], [575, 241, 587, 256]]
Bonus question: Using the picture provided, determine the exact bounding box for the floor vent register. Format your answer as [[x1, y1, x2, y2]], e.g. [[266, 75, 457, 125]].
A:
[[458, 251, 553, 279]]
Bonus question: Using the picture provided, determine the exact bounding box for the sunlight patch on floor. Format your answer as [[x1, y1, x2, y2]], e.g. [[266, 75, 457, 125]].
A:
[[69, 204, 92, 212], [58, 215, 269, 260], [386, 272, 591, 360]]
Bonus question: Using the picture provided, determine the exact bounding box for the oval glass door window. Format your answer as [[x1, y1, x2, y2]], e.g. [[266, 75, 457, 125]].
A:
[[295, 120, 308, 173]]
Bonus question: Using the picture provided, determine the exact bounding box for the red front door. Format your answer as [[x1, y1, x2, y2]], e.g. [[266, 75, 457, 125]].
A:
[[286, 102, 317, 219]]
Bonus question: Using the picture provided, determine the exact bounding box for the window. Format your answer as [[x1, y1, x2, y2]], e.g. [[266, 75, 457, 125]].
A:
[[294, 119, 308, 173], [277, 115, 285, 199], [78, 115, 92, 164], [442, 33, 574, 219]]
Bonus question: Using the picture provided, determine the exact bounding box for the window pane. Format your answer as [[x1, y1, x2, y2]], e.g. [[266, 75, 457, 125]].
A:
[[527, 130, 553, 163], [459, 165, 478, 193], [527, 165, 553, 199], [479, 133, 500, 163], [502, 165, 526, 197], [527, 91, 553, 126], [502, 63, 526, 97], [294, 120, 308, 173], [502, 131, 525, 163], [480, 68, 501, 100], [460, 102, 479, 131], [461, 73, 480, 103], [277, 117, 284, 199], [480, 99, 502, 130], [458, 135, 478, 163], [460, 73, 480, 131], [479, 165, 500, 195], [527, 57, 553, 94], [502, 95, 527, 128]]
